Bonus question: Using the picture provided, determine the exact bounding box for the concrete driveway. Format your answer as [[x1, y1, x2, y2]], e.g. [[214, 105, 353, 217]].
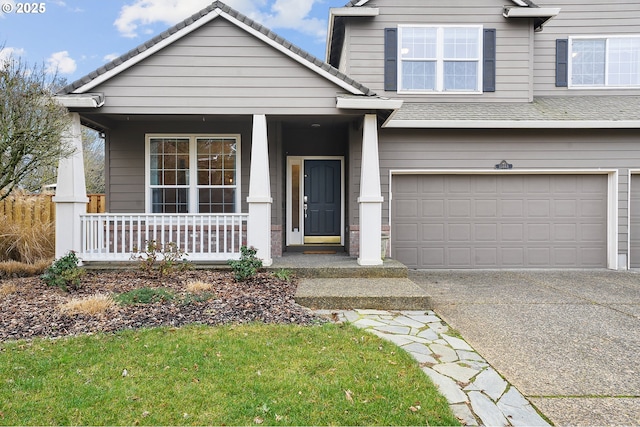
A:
[[409, 270, 640, 426]]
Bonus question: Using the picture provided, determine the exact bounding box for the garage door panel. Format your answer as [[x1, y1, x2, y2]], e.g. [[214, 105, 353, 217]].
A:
[[395, 200, 418, 218], [392, 174, 607, 269]]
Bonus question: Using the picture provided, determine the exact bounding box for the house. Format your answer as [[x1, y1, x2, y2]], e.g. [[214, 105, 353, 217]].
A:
[[55, 0, 640, 270]]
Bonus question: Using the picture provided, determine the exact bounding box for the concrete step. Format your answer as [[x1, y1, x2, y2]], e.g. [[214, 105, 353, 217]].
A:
[[294, 277, 432, 310], [269, 255, 408, 279]]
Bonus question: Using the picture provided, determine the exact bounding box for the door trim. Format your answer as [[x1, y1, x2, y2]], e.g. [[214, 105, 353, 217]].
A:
[[286, 156, 345, 246], [389, 169, 618, 270]]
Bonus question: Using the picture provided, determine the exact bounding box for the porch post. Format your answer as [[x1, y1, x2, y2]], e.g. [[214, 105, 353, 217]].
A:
[[247, 114, 273, 266], [358, 114, 383, 266], [53, 112, 88, 260]]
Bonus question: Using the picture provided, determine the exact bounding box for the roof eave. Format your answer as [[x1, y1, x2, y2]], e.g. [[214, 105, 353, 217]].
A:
[[337, 95, 403, 110], [383, 119, 640, 129]]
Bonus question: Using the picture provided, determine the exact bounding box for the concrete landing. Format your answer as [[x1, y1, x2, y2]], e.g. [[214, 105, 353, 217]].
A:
[[269, 253, 408, 278], [295, 277, 432, 310]]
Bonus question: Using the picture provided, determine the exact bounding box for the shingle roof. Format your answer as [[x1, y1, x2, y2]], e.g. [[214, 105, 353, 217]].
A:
[[386, 96, 640, 127], [59, 0, 375, 96]]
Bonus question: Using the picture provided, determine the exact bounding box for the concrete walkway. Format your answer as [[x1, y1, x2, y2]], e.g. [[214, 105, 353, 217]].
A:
[[409, 270, 640, 427]]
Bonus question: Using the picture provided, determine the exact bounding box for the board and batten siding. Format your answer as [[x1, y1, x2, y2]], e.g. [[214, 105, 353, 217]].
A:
[[341, 0, 534, 102], [90, 19, 346, 116], [533, 0, 640, 96], [345, 128, 638, 257]]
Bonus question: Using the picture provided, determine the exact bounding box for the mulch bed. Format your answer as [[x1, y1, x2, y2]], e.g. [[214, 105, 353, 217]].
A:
[[0, 269, 323, 342]]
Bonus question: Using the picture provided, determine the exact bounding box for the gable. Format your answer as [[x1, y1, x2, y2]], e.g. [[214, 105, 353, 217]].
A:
[[91, 19, 353, 115]]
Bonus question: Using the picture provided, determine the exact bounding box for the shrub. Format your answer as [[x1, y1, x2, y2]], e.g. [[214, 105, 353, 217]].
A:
[[40, 252, 85, 291], [228, 246, 263, 282], [131, 240, 191, 276], [0, 282, 17, 299], [186, 280, 214, 293], [59, 294, 116, 316], [273, 268, 293, 282], [114, 288, 175, 305], [0, 259, 52, 278], [0, 214, 55, 264]]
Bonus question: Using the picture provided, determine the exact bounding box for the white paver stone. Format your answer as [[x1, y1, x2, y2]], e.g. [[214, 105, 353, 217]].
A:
[[497, 387, 551, 426], [370, 330, 413, 347], [375, 325, 412, 335], [442, 334, 475, 351], [450, 403, 479, 426], [468, 391, 510, 427], [417, 329, 439, 341], [356, 309, 390, 315], [428, 323, 449, 334], [353, 318, 387, 328], [421, 367, 468, 404], [457, 350, 486, 362], [342, 311, 361, 323], [429, 343, 459, 363], [392, 315, 427, 328], [403, 342, 433, 356], [411, 352, 438, 365], [403, 334, 430, 344], [471, 367, 508, 401], [433, 363, 480, 383]]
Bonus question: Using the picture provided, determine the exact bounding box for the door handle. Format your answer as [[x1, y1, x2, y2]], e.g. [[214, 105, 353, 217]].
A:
[[304, 196, 308, 203], [304, 203, 308, 218]]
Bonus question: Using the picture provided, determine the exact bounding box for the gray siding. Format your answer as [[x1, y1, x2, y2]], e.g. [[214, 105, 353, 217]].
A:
[[341, 0, 534, 102], [534, 1, 640, 96], [346, 128, 640, 257], [92, 19, 346, 115]]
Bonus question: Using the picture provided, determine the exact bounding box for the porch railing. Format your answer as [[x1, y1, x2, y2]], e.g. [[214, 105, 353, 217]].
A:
[[79, 213, 248, 262]]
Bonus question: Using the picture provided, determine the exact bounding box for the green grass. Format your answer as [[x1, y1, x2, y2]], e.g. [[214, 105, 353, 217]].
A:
[[0, 324, 459, 426]]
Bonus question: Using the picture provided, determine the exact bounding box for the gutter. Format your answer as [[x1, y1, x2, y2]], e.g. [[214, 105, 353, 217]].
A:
[[55, 93, 105, 108]]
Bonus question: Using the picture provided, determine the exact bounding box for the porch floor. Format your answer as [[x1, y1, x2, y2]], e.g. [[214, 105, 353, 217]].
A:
[[271, 253, 432, 311]]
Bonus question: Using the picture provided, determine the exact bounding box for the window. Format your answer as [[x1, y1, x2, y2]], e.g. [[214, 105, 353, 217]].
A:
[[147, 135, 240, 213], [570, 36, 640, 87], [399, 25, 483, 93]]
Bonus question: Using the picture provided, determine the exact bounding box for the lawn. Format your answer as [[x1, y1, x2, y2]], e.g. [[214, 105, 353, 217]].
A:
[[0, 323, 460, 426]]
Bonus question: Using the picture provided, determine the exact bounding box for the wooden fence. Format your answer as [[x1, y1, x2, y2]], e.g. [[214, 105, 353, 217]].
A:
[[0, 194, 106, 226]]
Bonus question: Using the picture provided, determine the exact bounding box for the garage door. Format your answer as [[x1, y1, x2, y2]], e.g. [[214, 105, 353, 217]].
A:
[[392, 174, 608, 269], [629, 174, 640, 268]]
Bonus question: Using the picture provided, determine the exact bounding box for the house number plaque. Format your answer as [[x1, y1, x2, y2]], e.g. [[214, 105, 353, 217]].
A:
[[495, 160, 513, 170]]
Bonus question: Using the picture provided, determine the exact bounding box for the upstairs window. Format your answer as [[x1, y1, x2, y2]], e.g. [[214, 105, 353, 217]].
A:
[[398, 25, 483, 93], [570, 36, 640, 87]]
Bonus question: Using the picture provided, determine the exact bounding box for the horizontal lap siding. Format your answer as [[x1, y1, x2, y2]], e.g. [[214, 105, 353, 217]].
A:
[[344, 0, 532, 102], [92, 20, 343, 115], [534, 1, 640, 96], [351, 128, 640, 256]]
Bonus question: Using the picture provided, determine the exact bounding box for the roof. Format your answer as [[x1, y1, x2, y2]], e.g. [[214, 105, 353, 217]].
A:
[[59, 0, 374, 97], [384, 96, 640, 129]]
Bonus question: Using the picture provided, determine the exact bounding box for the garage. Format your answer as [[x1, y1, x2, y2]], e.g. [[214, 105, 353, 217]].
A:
[[391, 174, 608, 269]]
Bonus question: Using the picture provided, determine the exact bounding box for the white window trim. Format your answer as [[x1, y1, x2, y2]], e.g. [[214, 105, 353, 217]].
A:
[[144, 134, 242, 213], [397, 24, 484, 95], [568, 34, 640, 89]]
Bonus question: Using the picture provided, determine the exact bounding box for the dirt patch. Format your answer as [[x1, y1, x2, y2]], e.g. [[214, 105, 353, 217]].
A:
[[0, 269, 322, 342]]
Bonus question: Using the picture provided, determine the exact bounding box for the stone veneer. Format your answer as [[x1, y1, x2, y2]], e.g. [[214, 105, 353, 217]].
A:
[[271, 224, 283, 258], [349, 224, 390, 258]]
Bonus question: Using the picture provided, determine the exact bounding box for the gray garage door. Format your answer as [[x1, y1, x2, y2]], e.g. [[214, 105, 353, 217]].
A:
[[392, 174, 608, 269], [629, 174, 640, 268]]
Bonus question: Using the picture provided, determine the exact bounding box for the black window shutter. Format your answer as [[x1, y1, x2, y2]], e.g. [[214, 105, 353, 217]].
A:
[[556, 39, 569, 87], [483, 28, 496, 92], [384, 28, 398, 91]]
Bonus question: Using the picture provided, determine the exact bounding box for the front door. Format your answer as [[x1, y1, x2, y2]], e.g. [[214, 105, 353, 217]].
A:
[[286, 157, 343, 245]]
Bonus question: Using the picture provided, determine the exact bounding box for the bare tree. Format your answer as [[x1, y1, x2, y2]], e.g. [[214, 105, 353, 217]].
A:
[[0, 54, 74, 200]]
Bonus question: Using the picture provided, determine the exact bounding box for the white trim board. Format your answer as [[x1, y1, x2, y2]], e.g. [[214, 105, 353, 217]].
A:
[[388, 169, 619, 270]]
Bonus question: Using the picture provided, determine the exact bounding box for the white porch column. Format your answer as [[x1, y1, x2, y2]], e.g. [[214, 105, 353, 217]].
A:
[[247, 114, 273, 266], [358, 114, 383, 266], [54, 112, 88, 259]]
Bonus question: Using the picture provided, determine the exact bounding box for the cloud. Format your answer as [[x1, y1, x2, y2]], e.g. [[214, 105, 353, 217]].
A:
[[103, 53, 120, 62], [46, 51, 77, 74], [0, 47, 26, 62], [113, 0, 325, 40]]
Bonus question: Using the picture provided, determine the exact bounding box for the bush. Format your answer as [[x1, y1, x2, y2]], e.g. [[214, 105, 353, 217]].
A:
[[228, 246, 263, 282], [0, 213, 55, 264], [131, 240, 191, 276], [41, 252, 85, 291], [114, 288, 175, 305], [0, 259, 52, 278]]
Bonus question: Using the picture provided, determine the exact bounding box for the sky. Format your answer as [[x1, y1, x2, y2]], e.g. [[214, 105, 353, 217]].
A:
[[0, 0, 349, 84]]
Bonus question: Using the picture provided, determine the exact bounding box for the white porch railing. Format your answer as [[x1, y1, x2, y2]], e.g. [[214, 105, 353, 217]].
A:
[[79, 213, 248, 262]]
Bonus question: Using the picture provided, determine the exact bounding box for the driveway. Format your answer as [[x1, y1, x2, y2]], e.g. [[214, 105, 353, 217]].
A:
[[409, 270, 640, 426]]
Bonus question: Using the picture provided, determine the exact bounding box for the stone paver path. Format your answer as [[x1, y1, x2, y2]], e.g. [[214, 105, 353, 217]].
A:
[[318, 309, 550, 427]]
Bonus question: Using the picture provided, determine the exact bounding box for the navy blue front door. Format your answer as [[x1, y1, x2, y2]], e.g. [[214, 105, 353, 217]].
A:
[[304, 160, 341, 240]]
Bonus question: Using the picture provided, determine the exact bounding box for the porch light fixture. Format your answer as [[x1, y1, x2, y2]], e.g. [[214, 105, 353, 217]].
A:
[[311, 123, 321, 128]]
